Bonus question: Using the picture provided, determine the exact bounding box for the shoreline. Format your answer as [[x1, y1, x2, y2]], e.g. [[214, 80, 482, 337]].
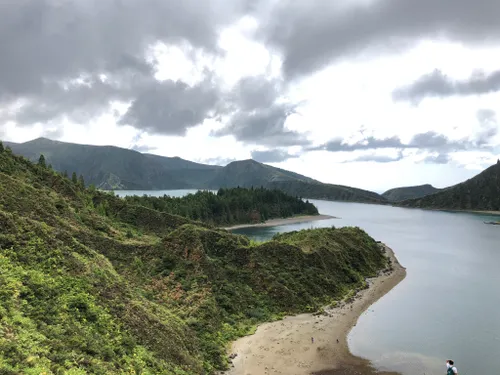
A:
[[221, 214, 336, 230], [224, 245, 406, 375]]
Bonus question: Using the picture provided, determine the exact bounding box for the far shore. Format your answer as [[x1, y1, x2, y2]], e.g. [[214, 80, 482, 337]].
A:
[[221, 214, 337, 230], [224, 245, 406, 375]]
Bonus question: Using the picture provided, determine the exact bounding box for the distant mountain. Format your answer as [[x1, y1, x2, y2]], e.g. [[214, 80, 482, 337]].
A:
[[4, 138, 220, 189], [400, 161, 500, 211], [382, 184, 441, 202], [207, 159, 387, 203], [268, 180, 387, 204], [208, 159, 319, 188], [3, 137, 387, 203]]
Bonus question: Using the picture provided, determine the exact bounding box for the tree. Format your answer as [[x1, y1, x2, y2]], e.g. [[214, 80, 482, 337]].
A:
[[63, 170, 68, 178], [38, 154, 46, 168], [78, 175, 85, 189], [72, 172, 78, 184], [0, 141, 4, 153]]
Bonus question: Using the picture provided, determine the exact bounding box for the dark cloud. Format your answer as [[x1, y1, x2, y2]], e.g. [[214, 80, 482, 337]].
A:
[[211, 76, 308, 146], [312, 111, 498, 163], [315, 135, 403, 152], [476, 109, 498, 145], [0, 0, 244, 97], [392, 69, 500, 102], [346, 152, 403, 164], [258, 0, 500, 79], [0, 0, 247, 127], [315, 131, 467, 153], [119, 78, 219, 136], [422, 153, 450, 164], [251, 149, 299, 163]]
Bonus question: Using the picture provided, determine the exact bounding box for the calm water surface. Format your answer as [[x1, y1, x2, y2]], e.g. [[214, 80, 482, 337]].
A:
[[231, 200, 500, 375]]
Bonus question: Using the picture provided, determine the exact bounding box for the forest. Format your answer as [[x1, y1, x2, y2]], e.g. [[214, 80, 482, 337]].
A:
[[122, 187, 319, 226]]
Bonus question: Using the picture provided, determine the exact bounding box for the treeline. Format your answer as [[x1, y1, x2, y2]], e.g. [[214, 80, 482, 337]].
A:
[[123, 187, 319, 226]]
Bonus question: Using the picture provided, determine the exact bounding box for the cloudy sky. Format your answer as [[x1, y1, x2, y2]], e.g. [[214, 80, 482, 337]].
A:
[[1, 0, 500, 192]]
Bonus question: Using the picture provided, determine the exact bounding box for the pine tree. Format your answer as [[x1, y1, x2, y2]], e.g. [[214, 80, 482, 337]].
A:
[[72, 172, 78, 184], [38, 154, 46, 168], [63, 170, 68, 178], [78, 175, 85, 189], [0, 141, 4, 153]]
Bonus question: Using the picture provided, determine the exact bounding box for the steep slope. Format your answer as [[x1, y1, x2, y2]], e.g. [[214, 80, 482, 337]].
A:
[[208, 159, 386, 203], [400, 161, 500, 210], [382, 184, 441, 202], [5, 137, 220, 189], [0, 141, 389, 374]]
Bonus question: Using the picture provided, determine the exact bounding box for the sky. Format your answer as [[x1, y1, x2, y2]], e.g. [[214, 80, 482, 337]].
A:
[[1, 0, 500, 193]]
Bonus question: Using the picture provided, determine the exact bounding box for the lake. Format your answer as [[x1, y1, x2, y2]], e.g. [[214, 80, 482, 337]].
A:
[[231, 200, 500, 375]]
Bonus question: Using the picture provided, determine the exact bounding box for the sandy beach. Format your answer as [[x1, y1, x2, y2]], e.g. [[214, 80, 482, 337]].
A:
[[224, 245, 406, 375], [222, 215, 336, 230]]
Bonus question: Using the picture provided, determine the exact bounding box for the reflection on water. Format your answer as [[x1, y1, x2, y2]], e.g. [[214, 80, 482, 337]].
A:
[[230, 200, 500, 375]]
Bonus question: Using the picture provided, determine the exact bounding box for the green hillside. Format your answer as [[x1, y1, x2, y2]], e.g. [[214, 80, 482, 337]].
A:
[[400, 161, 500, 211], [4, 138, 387, 204], [0, 141, 390, 374], [382, 184, 440, 202], [4, 138, 220, 190]]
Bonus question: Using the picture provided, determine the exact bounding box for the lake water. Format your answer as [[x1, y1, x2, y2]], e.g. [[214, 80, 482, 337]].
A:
[[231, 200, 500, 375]]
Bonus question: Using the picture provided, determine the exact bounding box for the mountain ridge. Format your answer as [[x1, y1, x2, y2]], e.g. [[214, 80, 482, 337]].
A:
[[3, 137, 387, 203], [382, 184, 441, 202], [399, 161, 500, 211]]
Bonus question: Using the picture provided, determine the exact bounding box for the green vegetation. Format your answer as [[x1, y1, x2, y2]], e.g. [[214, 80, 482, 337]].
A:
[[5, 137, 220, 190], [5, 138, 387, 204], [268, 180, 387, 203], [123, 187, 318, 226], [400, 161, 500, 211], [0, 140, 389, 374], [382, 184, 440, 202]]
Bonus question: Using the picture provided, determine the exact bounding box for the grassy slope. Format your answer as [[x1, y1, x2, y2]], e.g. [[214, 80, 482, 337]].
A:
[[0, 144, 388, 374]]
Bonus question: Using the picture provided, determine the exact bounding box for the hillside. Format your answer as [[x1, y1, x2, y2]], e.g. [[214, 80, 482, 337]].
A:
[[268, 180, 387, 204], [382, 184, 441, 202], [4, 138, 220, 190], [4, 138, 387, 204], [208, 159, 319, 188], [0, 140, 389, 374], [400, 161, 500, 211]]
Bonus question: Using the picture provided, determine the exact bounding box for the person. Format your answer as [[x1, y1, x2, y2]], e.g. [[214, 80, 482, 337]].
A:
[[446, 360, 458, 375]]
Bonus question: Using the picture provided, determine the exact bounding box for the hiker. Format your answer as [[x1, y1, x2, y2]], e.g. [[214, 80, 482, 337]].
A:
[[311, 337, 314, 344], [446, 360, 458, 375]]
